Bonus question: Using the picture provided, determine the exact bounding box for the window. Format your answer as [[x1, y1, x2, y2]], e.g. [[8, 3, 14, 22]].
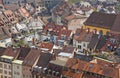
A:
[[78, 45, 81, 49], [4, 76, 7, 78], [0, 69, 3, 73], [4, 64, 7, 69], [9, 71, 11, 75], [17, 66, 19, 69], [83, 43, 86, 47], [9, 65, 11, 69], [14, 71, 16, 74], [0, 63, 2, 68], [17, 72, 20, 75], [4, 70, 7, 74]]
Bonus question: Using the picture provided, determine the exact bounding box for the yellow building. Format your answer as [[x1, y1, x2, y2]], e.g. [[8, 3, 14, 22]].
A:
[[84, 12, 117, 35]]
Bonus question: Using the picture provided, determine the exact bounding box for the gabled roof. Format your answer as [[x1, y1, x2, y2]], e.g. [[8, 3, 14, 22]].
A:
[[16, 47, 31, 60], [0, 47, 6, 56], [85, 63, 119, 78], [62, 45, 74, 53], [111, 13, 120, 34], [23, 48, 41, 67], [96, 36, 108, 50], [74, 29, 93, 42], [88, 34, 100, 49], [3, 47, 18, 58], [65, 58, 78, 68], [57, 29, 72, 41], [36, 52, 52, 68], [84, 12, 117, 29], [40, 42, 54, 51]]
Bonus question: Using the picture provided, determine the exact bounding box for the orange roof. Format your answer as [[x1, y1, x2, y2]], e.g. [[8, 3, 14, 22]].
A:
[[74, 28, 93, 42], [65, 58, 78, 68], [72, 60, 89, 71], [40, 42, 54, 51], [62, 70, 83, 78]]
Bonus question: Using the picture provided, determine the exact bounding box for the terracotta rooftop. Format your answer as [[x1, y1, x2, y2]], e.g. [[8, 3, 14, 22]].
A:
[[43, 23, 63, 36], [74, 28, 93, 42], [65, 58, 78, 68], [40, 42, 54, 51], [62, 70, 83, 78], [57, 29, 72, 41]]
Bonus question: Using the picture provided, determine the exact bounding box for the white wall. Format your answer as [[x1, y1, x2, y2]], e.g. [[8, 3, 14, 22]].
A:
[[0, 62, 12, 78], [12, 63, 23, 78]]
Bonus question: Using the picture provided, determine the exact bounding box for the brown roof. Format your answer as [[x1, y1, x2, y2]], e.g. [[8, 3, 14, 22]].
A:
[[40, 42, 54, 51], [87, 34, 99, 49], [0, 47, 6, 56], [84, 12, 117, 29], [62, 45, 74, 53], [16, 47, 31, 60], [72, 60, 89, 71], [3, 47, 17, 58], [85, 63, 119, 78], [57, 29, 72, 41], [23, 48, 41, 67], [111, 13, 120, 34], [65, 58, 78, 68], [62, 70, 83, 78], [74, 28, 93, 42], [64, 58, 120, 78], [43, 23, 63, 36], [36, 52, 52, 68]]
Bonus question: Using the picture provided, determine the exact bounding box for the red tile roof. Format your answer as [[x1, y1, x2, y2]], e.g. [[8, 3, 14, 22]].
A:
[[40, 42, 54, 51], [43, 23, 63, 36]]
